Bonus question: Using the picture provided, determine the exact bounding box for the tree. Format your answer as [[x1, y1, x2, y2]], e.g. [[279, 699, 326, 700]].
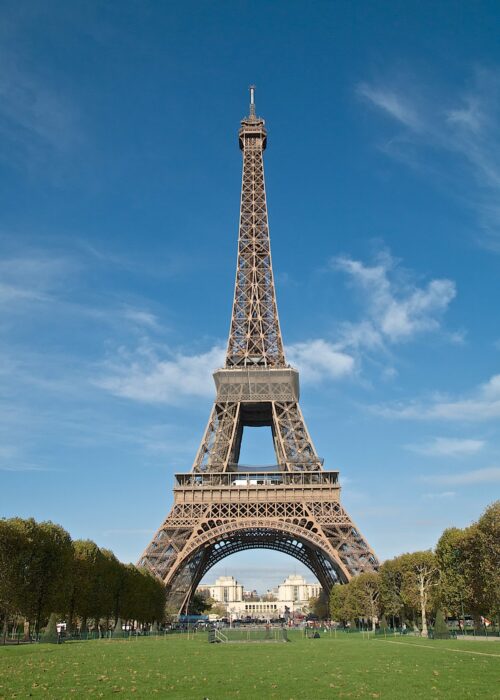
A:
[[187, 592, 207, 616], [379, 559, 404, 622], [436, 501, 499, 627], [68, 540, 107, 634], [309, 592, 329, 620], [399, 551, 440, 637], [433, 609, 449, 640], [121, 564, 144, 625], [435, 527, 470, 618], [470, 501, 500, 621], [0, 519, 31, 642], [330, 585, 353, 624], [14, 519, 73, 634], [210, 603, 227, 618], [379, 614, 388, 632], [350, 573, 380, 631], [41, 612, 59, 644], [99, 549, 125, 627], [137, 568, 165, 624]]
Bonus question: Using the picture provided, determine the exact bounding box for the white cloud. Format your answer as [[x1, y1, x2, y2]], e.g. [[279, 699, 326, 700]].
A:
[[97, 336, 357, 405], [375, 374, 500, 422], [96, 342, 226, 404], [332, 252, 456, 346], [92, 248, 457, 407], [421, 466, 500, 485], [287, 339, 355, 382], [406, 437, 485, 457]]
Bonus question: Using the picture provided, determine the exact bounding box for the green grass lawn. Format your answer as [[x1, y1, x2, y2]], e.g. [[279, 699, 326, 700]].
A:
[[0, 631, 498, 699]]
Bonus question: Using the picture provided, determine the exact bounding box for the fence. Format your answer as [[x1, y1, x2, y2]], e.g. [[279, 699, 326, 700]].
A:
[[2, 624, 213, 645], [209, 625, 289, 643]]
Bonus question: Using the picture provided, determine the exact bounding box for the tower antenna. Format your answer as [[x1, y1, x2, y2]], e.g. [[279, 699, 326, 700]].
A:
[[249, 84, 256, 117]]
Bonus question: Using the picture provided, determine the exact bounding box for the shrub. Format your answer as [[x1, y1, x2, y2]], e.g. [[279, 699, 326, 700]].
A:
[[433, 609, 450, 639]]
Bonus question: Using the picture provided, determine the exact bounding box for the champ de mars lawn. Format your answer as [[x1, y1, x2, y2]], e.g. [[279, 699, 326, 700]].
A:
[[0, 632, 498, 699]]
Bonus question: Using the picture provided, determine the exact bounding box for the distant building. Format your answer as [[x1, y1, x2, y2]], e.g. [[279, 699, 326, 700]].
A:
[[277, 574, 321, 604], [197, 576, 243, 603], [196, 573, 321, 620]]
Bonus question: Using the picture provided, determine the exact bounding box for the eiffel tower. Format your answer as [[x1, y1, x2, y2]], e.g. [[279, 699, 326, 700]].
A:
[[139, 87, 378, 611]]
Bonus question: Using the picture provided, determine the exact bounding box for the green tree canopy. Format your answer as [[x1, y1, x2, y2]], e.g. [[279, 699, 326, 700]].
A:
[[379, 558, 404, 619], [68, 540, 107, 632], [436, 501, 499, 625], [13, 519, 73, 633], [436, 526, 471, 617], [0, 519, 31, 639]]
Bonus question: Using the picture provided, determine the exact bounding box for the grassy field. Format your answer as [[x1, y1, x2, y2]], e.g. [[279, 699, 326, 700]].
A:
[[0, 631, 498, 699]]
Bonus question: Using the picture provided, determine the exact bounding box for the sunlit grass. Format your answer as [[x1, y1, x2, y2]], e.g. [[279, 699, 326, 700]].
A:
[[0, 631, 497, 698]]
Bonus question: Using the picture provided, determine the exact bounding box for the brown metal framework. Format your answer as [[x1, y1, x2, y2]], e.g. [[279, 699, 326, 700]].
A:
[[139, 88, 378, 611]]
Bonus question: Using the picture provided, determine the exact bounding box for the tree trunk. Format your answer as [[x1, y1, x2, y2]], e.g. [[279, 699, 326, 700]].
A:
[[473, 612, 482, 632], [2, 613, 8, 645], [67, 596, 75, 637], [419, 577, 428, 637], [23, 619, 30, 641], [35, 591, 44, 636]]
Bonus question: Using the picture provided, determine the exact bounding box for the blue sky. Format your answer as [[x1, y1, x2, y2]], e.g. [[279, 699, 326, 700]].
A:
[[1, 1, 499, 593]]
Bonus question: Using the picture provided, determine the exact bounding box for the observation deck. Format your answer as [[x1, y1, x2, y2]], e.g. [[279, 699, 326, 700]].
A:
[[173, 470, 341, 505]]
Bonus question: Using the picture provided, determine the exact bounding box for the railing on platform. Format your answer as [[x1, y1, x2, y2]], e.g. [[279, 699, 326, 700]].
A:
[[175, 471, 339, 488]]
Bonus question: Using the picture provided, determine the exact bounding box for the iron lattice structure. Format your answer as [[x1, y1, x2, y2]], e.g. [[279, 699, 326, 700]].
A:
[[139, 88, 378, 611]]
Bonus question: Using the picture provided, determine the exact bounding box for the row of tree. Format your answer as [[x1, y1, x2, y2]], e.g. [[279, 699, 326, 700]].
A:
[[0, 517, 165, 638], [329, 501, 499, 636]]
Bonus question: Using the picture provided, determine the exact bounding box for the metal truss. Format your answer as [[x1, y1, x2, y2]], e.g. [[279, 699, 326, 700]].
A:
[[192, 399, 322, 473], [226, 99, 285, 369], [139, 88, 379, 612], [139, 495, 378, 612]]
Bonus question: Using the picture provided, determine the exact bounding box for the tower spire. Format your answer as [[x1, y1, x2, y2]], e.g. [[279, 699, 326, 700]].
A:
[[226, 88, 285, 368]]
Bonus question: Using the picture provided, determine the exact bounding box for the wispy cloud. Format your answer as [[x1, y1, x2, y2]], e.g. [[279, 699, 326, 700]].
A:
[[374, 374, 500, 422], [287, 339, 354, 382], [357, 68, 500, 249], [0, 250, 164, 340], [421, 466, 500, 485], [0, 464, 55, 472], [406, 437, 485, 457], [422, 491, 456, 500], [0, 443, 58, 472], [357, 83, 422, 130], [121, 308, 160, 329], [0, 48, 80, 170], [0, 253, 74, 309], [332, 250, 456, 348]]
